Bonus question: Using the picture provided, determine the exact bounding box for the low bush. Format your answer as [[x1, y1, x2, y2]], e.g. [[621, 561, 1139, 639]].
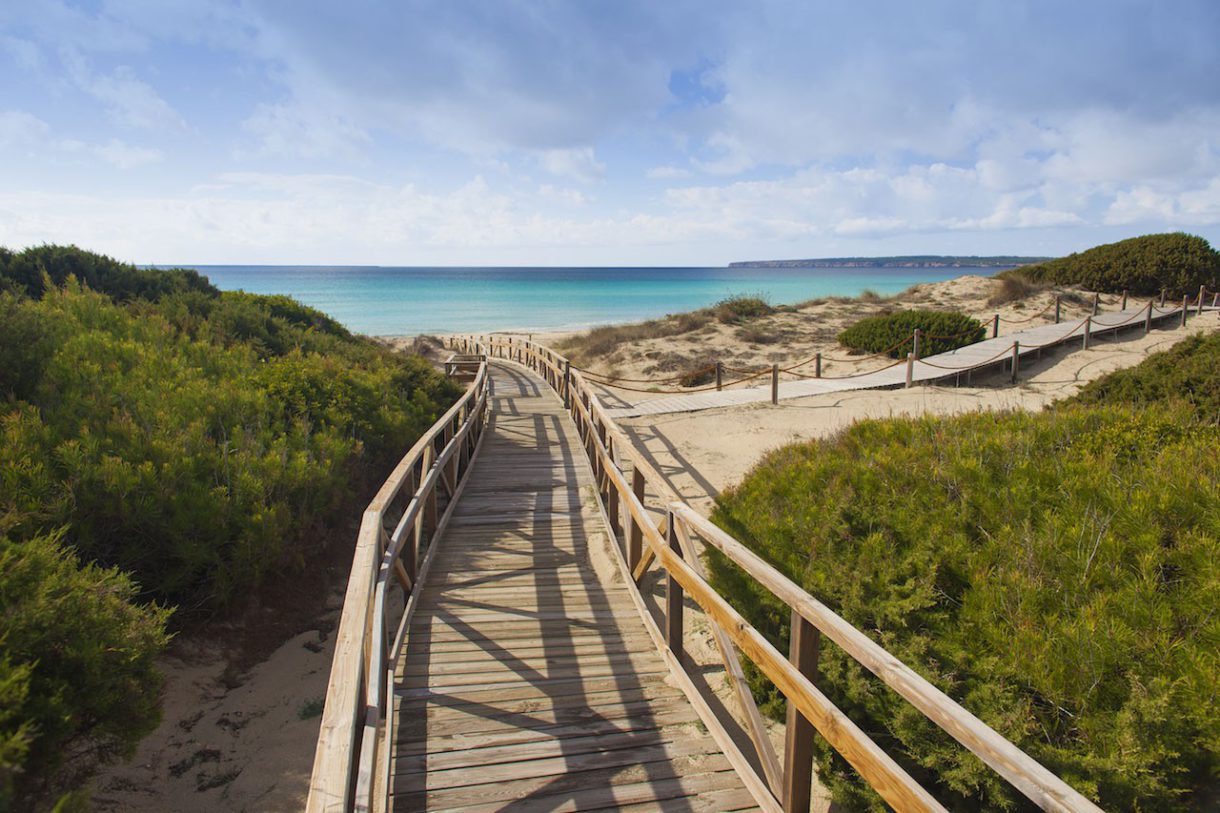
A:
[[1067, 329, 1220, 418], [0, 244, 216, 302], [708, 335, 1220, 811], [838, 309, 984, 358], [678, 363, 716, 387], [987, 272, 1047, 306], [0, 244, 462, 805], [712, 294, 773, 323], [1003, 232, 1220, 296], [0, 532, 170, 808]]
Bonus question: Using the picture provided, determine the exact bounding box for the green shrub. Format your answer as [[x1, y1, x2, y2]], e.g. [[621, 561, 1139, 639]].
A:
[[1004, 233, 1220, 296], [0, 283, 459, 608], [0, 244, 217, 303], [838, 309, 984, 358], [1067, 330, 1220, 418], [713, 295, 774, 323], [0, 295, 61, 402], [0, 246, 462, 806], [0, 532, 170, 808], [708, 338, 1220, 810]]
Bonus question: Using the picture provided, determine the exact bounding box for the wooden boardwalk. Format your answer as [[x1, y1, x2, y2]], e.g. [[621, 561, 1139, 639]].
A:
[[391, 363, 760, 812], [605, 303, 1205, 418]]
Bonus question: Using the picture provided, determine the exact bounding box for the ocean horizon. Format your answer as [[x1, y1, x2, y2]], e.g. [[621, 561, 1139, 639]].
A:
[[179, 264, 1002, 336]]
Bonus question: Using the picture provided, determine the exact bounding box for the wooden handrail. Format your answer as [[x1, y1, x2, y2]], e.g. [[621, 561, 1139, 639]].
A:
[[461, 334, 1105, 813], [306, 359, 490, 813]]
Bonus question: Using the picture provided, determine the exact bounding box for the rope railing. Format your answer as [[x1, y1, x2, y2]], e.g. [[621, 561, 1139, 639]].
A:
[[546, 288, 1220, 395], [474, 289, 1213, 401], [452, 333, 1106, 813]]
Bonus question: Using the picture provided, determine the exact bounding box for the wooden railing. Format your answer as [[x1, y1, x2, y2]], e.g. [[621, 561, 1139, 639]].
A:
[[454, 334, 1104, 813], [306, 358, 490, 813]]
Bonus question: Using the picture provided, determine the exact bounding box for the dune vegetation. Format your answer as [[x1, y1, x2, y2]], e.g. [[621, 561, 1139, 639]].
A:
[[837, 309, 985, 358], [709, 331, 1220, 810], [1000, 232, 1220, 296], [0, 246, 459, 809]]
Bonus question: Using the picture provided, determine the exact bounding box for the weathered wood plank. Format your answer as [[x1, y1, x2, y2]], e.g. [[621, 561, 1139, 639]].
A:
[[390, 362, 757, 811]]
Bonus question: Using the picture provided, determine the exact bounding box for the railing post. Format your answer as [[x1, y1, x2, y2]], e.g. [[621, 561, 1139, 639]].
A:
[[665, 512, 684, 661], [1083, 316, 1092, 349], [1212, 291, 1218, 309], [1092, 292, 1100, 315], [715, 361, 723, 391], [1181, 295, 1189, 327], [1054, 295, 1061, 323], [912, 328, 921, 359], [628, 467, 645, 570], [563, 361, 571, 408], [1121, 289, 1128, 310], [770, 363, 779, 405], [1198, 285, 1206, 316], [1144, 300, 1153, 335], [1159, 289, 1166, 308], [606, 441, 621, 539], [905, 351, 914, 388], [992, 313, 999, 338], [1010, 341, 1019, 384], [783, 610, 819, 813], [815, 352, 822, 378]]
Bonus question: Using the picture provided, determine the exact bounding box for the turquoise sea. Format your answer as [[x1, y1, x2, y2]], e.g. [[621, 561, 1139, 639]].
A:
[[184, 265, 998, 336]]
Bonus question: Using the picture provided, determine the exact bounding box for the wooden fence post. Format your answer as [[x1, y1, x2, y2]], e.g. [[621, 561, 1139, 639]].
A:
[[563, 360, 571, 408], [992, 313, 999, 338], [905, 352, 914, 388], [665, 513, 684, 661], [783, 611, 819, 813], [715, 361, 723, 391], [1160, 289, 1166, 308], [815, 352, 822, 378], [628, 468, 645, 570], [1144, 300, 1153, 336], [1054, 295, 1061, 324], [1010, 341, 1019, 384], [1121, 289, 1128, 310], [1083, 316, 1092, 349], [1092, 292, 1100, 315], [912, 328, 921, 359], [1198, 285, 1206, 316], [1181, 295, 1189, 327], [771, 364, 779, 405]]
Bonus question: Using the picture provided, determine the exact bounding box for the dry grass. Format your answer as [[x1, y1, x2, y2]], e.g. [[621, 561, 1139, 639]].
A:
[[987, 272, 1048, 306], [557, 295, 774, 363]]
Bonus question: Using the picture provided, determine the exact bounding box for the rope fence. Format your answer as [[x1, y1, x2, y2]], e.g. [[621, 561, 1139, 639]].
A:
[[481, 286, 1216, 399]]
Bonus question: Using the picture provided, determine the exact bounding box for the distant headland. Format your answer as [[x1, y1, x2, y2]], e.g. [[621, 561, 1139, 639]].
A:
[[728, 255, 1053, 269]]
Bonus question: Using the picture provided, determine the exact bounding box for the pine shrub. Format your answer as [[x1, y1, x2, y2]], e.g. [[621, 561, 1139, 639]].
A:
[[709, 335, 1220, 810], [838, 309, 984, 358], [1004, 232, 1220, 296]]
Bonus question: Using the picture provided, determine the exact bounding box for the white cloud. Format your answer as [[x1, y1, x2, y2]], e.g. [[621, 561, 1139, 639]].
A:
[[537, 147, 605, 183], [646, 165, 691, 179], [64, 57, 186, 131], [243, 102, 370, 159], [90, 138, 164, 169], [537, 184, 590, 206], [0, 110, 49, 144]]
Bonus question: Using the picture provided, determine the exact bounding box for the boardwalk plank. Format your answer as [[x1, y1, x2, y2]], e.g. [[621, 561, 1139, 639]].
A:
[[391, 363, 757, 811]]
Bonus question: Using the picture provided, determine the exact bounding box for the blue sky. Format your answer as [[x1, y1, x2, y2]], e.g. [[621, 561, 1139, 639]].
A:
[[2, 0, 1219, 265]]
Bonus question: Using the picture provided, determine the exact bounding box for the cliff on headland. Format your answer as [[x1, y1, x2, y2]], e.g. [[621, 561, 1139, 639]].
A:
[[729, 255, 1052, 269]]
